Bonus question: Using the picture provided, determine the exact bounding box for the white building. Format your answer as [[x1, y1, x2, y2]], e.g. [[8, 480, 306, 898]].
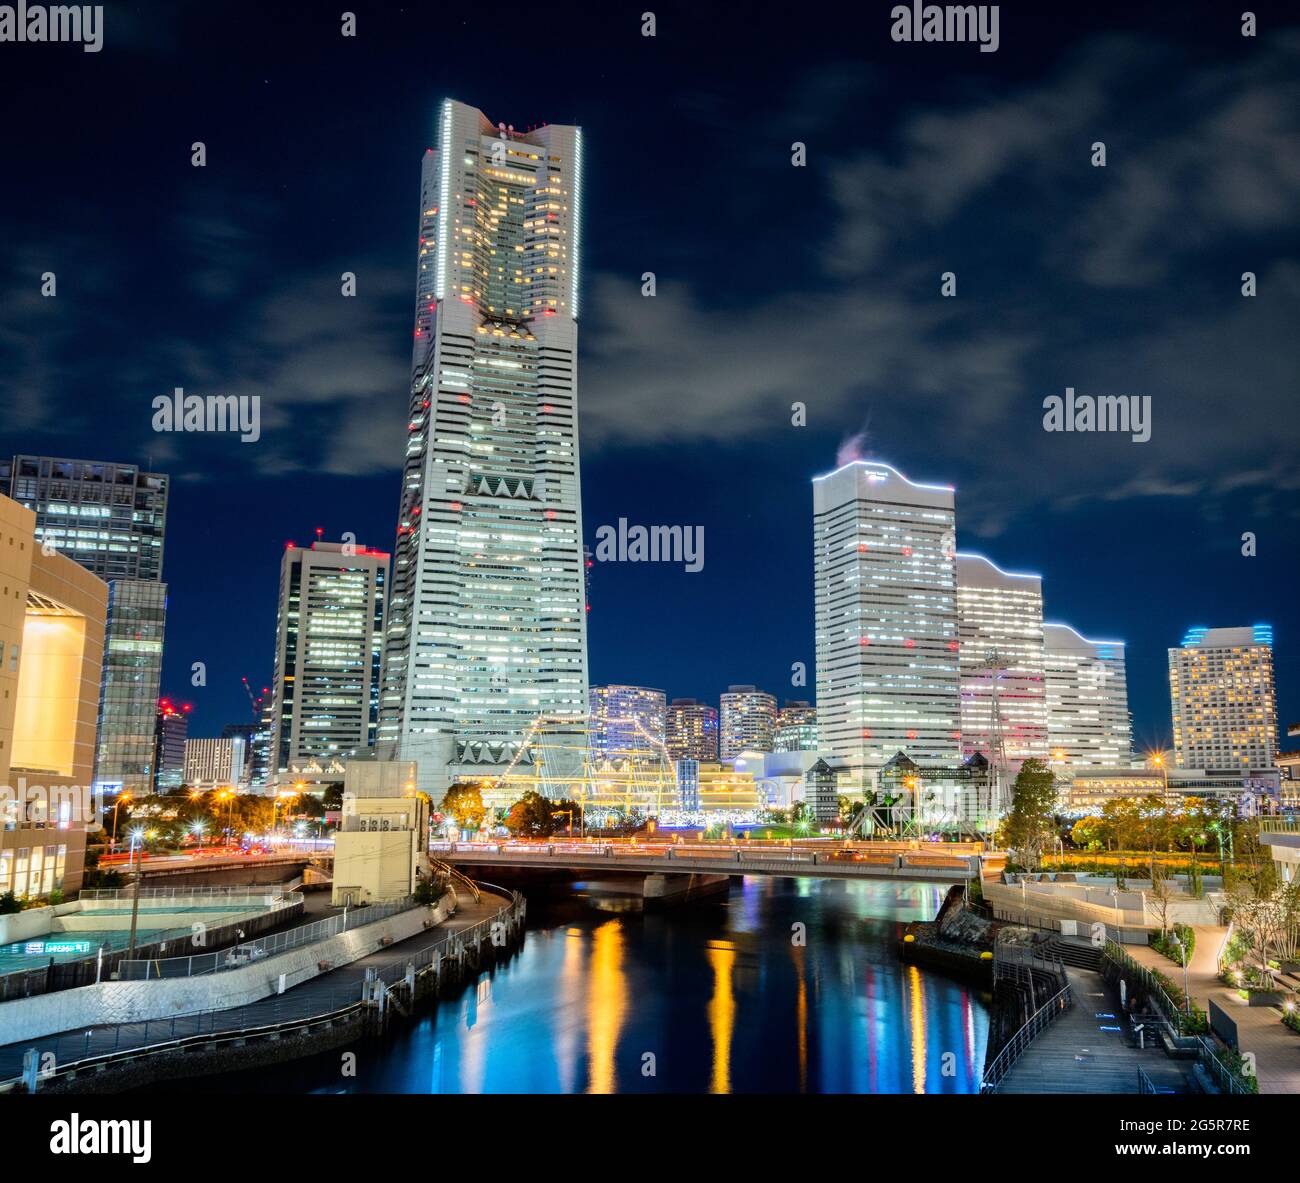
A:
[[1042, 623, 1132, 769], [1169, 625, 1278, 770], [270, 541, 388, 782], [719, 685, 777, 759], [812, 460, 959, 783], [378, 99, 589, 799], [955, 552, 1048, 771], [183, 737, 247, 788]]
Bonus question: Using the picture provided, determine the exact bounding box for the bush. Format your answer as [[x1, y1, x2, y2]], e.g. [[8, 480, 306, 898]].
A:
[[414, 879, 446, 907], [1152, 923, 1195, 965], [0, 891, 22, 914], [1283, 1007, 1300, 1036]]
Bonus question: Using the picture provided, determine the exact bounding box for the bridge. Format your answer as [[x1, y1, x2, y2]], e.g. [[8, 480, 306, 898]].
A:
[[433, 839, 990, 892]]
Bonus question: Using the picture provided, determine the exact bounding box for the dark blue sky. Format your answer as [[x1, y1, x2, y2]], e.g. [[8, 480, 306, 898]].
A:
[[1, 1, 1297, 747]]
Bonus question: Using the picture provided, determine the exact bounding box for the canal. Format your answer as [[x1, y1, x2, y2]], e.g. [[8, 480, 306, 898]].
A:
[[177, 875, 990, 1094]]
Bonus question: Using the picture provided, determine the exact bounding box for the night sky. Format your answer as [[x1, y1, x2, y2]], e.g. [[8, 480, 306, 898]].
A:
[[2, 1, 1297, 749]]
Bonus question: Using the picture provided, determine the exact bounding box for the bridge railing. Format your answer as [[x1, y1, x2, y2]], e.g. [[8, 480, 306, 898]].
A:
[[980, 981, 1073, 1092], [116, 892, 402, 980]]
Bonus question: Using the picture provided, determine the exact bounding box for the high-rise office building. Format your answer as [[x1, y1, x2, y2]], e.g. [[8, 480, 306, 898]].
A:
[[221, 721, 257, 784], [269, 541, 388, 781], [152, 698, 190, 792], [1042, 623, 1132, 769], [666, 698, 719, 761], [184, 736, 247, 788], [1, 455, 169, 796], [720, 685, 777, 759], [773, 701, 818, 753], [378, 99, 588, 798], [813, 460, 960, 777], [1169, 625, 1278, 771], [955, 552, 1048, 770], [589, 685, 666, 759]]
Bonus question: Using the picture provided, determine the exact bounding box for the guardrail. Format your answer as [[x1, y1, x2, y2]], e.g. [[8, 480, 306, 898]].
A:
[[4, 887, 525, 1090], [116, 893, 403, 979], [79, 884, 297, 901], [980, 982, 1073, 1092]]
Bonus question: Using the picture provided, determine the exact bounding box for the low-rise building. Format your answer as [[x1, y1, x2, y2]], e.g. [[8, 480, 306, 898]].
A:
[[331, 759, 427, 905]]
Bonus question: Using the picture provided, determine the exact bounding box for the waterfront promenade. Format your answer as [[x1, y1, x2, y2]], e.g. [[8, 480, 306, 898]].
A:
[[1126, 926, 1300, 1095], [0, 887, 504, 1083]]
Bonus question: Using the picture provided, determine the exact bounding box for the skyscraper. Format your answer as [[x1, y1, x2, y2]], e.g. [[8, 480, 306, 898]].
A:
[[0, 455, 170, 797], [589, 685, 667, 759], [812, 460, 960, 778], [152, 698, 189, 792], [719, 685, 777, 759], [379, 99, 589, 798], [270, 541, 388, 781], [955, 552, 1048, 770], [773, 701, 818, 753], [1042, 623, 1132, 768], [184, 736, 247, 788], [665, 698, 719, 761], [1169, 625, 1277, 771]]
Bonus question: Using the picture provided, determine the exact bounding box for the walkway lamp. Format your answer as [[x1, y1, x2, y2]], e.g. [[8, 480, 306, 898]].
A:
[[1172, 933, 1190, 1013]]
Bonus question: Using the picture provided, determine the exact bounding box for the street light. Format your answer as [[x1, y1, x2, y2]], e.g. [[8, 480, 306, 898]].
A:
[[1172, 933, 1191, 1013], [1150, 751, 1170, 803], [109, 791, 133, 851]]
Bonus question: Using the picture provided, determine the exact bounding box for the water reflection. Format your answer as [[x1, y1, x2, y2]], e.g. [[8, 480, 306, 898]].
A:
[[168, 876, 989, 1095]]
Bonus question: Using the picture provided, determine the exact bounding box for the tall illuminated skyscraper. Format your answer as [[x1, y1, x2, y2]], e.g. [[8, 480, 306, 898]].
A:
[[720, 685, 777, 758], [1169, 625, 1277, 770], [1042, 623, 1131, 768], [955, 552, 1047, 770], [812, 461, 960, 778], [379, 100, 588, 797], [666, 698, 718, 761], [270, 541, 388, 781]]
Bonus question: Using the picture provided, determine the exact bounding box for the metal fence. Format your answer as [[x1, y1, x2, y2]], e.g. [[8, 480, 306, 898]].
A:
[[116, 894, 411, 979], [2, 888, 525, 1088], [79, 883, 299, 901], [980, 982, 1073, 1092]]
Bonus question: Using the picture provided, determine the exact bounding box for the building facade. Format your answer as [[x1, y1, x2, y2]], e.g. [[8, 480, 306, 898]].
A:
[[0, 493, 108, 897], [1169, 625, 1278, 771], [152, 698, 189, 792], [184, 737, 247, 788], [378, 99, 589, 799], [955, 552, 1048, 771], [589, 685, 666, 760], [773, 701, 818, 753], [1042, 623, 1132, 769], [813, 460, 960, 780], [666, 698, 719, 761], [269, 541, 388, 782], [719, 685, 777, 759], [1, 455, 169, 798]]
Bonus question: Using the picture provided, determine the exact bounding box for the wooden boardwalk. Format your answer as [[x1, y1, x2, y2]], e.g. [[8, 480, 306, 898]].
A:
[[997, 968, 1195, 1094]]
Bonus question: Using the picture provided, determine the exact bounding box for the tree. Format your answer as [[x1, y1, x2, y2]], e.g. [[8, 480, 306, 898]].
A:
[[1146, 862, 1177, 935], [996, 758, 1056, 870], [504, 790, 555, 838], [1070, 816, 1105, 851], [442, 782, 486, 832]]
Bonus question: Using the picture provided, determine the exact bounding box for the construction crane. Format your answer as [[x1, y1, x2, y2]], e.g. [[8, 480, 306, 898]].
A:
[[241, 676, 268, 720]]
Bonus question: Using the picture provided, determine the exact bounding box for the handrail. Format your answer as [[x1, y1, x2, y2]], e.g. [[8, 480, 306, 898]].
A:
[[5, 885, 525, 1089], [429, 856, 480, 903], [980, 982, 1073, 1093]]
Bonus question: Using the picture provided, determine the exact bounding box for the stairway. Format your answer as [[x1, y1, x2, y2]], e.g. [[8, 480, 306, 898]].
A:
[[1046, 937, 1103, 971]]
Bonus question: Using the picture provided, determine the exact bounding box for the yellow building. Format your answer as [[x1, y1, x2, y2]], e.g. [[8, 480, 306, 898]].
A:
[[331, 759, 429, 905], [0, 494, 108, 898]]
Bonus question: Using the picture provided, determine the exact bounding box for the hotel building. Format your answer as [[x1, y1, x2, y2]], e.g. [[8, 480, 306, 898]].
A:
[[773, 701, 818, 753], [589, 684, 667, 760], [269, 541, 388, 781], [812, 460, 960, 780], [183, 736, 247, 789], [955, 552, 1048, 771], [1169, 625, 1278, 771], [0, 493, 108, 897], [1042, 623, 1132, 769], [378, 99, 589, 798], [1, 455, 169, 797], [665, 698, 719, 761], [719, 685, 777, 759]]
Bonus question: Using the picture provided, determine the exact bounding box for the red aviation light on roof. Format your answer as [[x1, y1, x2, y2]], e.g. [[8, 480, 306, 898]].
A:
[[861, 729, 872, 739], [902, 546, 912, 556], [904, 639, 915, 648], [450, 502, 462, 512], [948, 641, 959, 651], [907, 730, 917, 740]]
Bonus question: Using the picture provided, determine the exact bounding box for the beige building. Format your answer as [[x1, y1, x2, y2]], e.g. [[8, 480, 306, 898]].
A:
[[0, 494, 108, 898], [331, 759, 428, 905]]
